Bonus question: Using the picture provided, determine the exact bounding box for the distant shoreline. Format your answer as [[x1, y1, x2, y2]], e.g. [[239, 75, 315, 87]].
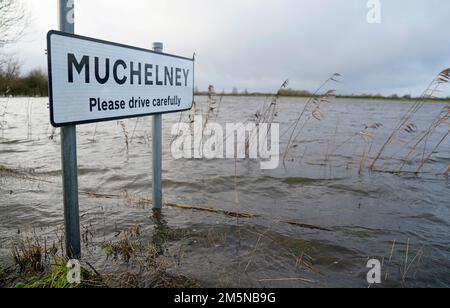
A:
[[195, 93, 449, 103], [2, 95, 448, 103]]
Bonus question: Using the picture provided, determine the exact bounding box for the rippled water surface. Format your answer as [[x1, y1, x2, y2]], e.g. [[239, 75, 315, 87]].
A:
[[0, 97, 449, 287]]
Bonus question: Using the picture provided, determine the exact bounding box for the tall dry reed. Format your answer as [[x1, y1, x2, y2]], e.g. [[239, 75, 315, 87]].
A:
[[370, 68, 450, 171]]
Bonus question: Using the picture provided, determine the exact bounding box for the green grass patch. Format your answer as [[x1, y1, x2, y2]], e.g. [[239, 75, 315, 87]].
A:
[[16, 261, 103, 289], [0, 165, 17, 174], [17, 262, 77, 289]]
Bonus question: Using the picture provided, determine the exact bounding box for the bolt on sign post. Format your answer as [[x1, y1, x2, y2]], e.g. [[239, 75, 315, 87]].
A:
[[51, 0, 195, 259]]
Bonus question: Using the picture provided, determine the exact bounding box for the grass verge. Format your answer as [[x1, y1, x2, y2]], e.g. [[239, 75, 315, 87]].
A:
[[1, 225, 199, 289]]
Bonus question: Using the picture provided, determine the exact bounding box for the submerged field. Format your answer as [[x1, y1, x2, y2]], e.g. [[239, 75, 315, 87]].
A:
[[0, 96, 449, 288]]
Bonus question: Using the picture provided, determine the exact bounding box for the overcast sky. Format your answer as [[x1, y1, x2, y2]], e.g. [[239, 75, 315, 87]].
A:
[[8, 0, 450, 96]]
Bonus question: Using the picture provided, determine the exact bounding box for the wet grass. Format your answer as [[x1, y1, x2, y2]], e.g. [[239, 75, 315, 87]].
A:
[[0, 164, 53, 184], [14, 261, 105, 289], [0, 164, 17, 174], [83, 190, 258, 218], [5, 236, 101, 288], [12, 238, 46, 273], [0, 196, 434, 288], [99, 223, 199, 288], [101, 224, 144, 262], [0, 224, 200, 288]]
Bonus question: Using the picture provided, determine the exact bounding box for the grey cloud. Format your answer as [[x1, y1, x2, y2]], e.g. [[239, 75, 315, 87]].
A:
[[12, 0, 450, 96]]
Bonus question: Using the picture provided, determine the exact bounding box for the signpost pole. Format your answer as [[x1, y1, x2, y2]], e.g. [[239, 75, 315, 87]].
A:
[[58, 0, 81, 259], [152, 42, 163, 211]]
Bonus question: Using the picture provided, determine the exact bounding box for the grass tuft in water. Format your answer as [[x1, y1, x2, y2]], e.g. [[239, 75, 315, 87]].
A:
[[16, 260, 104, 289], [12, 238, 48, 273], [0, 164, 17, 174]]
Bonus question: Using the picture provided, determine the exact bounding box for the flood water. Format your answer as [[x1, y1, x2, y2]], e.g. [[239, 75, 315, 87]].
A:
[[0, 96, 449, 288]]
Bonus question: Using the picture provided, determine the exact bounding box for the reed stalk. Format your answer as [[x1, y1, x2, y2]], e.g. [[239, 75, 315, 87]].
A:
[[370, 68, 450, 170]]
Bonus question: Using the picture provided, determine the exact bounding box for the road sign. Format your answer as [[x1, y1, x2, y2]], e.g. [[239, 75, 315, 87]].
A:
[[47, 30, 194, 127]]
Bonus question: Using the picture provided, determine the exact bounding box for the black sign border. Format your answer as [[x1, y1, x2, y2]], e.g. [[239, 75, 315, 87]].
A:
[[47, 30, 195, 128]]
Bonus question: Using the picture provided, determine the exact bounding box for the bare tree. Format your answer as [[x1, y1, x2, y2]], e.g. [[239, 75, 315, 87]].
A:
[[0, 0, 28, 51], [0, 57, 21, 95]]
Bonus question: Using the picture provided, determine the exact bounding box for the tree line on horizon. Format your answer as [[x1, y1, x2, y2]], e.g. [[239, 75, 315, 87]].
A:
[[194, 87, 449, 100], [0, 60, 48, 97], [0, 0, 48, 97]]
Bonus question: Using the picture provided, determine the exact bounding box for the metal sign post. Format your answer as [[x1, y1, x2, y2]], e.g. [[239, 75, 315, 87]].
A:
[[50, 1, 194, 260], [152, 42, 163, 211], [58, 0, 81, 259]]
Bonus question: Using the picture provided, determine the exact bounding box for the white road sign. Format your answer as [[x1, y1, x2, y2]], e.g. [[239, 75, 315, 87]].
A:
[[47, 31, 195, 127]]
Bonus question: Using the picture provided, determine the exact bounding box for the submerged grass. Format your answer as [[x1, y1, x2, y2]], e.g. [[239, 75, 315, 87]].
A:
[[119, 121, 130, 155], [102, 224, 143, 262], [0, 164, 17, 174], [0, 164, 53, 184], [100, 223, 199, 288], [377, 239, 425, 287], [6, 234, 105, 288], [16, 261, 105, 289], [12, 239, 46, 273], [3, 224, 199, 288], [1, 194, 431, 288], [82, 190, 258, 218]]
